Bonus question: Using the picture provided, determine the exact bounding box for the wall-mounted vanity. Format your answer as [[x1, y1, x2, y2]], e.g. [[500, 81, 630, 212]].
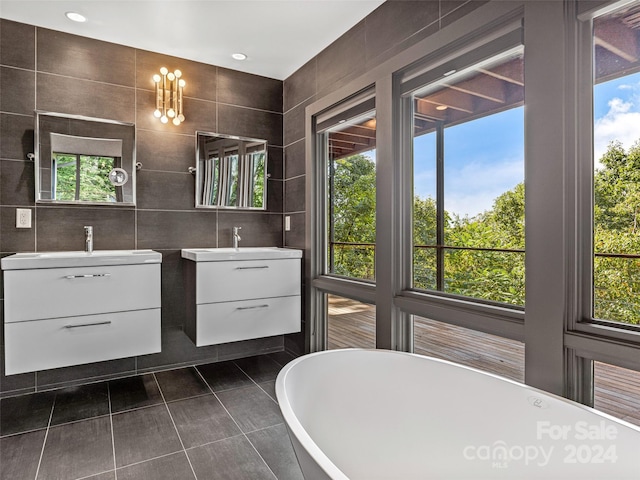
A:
[[1, 250, 161, 375], [181, 247, 302, 346], [195, 132, 267, 209], [35, 111, 136, 206]]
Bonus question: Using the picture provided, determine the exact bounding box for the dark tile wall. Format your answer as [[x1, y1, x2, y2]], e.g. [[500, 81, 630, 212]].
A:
[[0, 20, 286, 396], [281, 0, 486, 353]]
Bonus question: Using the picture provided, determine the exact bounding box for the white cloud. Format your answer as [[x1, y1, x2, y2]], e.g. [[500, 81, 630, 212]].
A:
[[444, 158, 523, 218], [594, 93, 640, 163], [414, 158, 523, 218]]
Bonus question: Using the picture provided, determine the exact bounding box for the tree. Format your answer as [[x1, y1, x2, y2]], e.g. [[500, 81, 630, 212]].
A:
[[442, 183, 525, 306], [329, 139, 640, 325], [330, 153, 376, 279], [593, 140, 640, 324]]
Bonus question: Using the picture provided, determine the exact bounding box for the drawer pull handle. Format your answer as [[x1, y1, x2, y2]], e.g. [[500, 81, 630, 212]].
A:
[[64, 273, 112, 279], [235, 266, 269, 270], [236, 304, 269, 310], [65, 321, 112, 329]]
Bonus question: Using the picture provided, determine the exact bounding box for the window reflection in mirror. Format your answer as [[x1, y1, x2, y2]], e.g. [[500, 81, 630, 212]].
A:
[[196, 132, 267, 209], [35, 112, 135, 205], [53, 154, 119, 202]]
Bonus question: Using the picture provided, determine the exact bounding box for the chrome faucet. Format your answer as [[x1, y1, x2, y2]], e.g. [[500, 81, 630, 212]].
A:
[[84, 226, 93, 253], [232, 226, 242, 249]]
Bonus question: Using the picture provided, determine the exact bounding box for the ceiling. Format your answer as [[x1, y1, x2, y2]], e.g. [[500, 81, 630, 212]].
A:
[[0, 0, 384, 80]]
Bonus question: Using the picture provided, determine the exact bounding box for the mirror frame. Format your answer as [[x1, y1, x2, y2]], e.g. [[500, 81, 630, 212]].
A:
[[195, 131, 268, 210], [35, 111, 136, 206]]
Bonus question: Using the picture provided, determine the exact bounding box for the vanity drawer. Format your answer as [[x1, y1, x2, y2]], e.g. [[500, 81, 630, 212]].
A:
[[195, 259, 300, 304], [4, 308, 161, 375], [4, 264, 161, 322], [193, 295, 301, 346]]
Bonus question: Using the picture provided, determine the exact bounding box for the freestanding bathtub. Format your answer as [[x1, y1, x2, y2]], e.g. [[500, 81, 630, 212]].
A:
[[275, 349, 640, 479]]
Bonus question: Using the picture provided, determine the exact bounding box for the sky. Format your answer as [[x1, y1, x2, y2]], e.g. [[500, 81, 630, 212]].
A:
[[414, 107, 525, 218], [412, 71, 640, 218], [593, 72, 640, 164]]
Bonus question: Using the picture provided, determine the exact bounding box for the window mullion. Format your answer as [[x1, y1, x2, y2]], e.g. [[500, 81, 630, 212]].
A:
[[74, 154, 81, 201], [436, 121, 445, 292]]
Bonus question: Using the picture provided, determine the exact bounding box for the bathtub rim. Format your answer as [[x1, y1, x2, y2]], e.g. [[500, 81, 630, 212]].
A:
[[275, 348, 640, 479]]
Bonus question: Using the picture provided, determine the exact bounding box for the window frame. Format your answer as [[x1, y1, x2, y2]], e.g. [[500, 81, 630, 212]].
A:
[[571, 0, 640, 346], [398, 34, 526, 309]]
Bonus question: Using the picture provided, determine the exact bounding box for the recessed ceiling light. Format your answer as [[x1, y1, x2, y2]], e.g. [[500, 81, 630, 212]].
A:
[[443, 69, 457, 77], [232, 53, 247, 61], [436, 105, 448, 111], [65, 11, 87, 23]]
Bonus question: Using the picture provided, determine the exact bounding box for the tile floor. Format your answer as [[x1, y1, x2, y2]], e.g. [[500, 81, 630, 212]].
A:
[[0, 352, 304, 480]]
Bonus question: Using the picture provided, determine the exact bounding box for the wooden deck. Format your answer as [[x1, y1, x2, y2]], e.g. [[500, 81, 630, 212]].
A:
[[328, 295, 640, 427]]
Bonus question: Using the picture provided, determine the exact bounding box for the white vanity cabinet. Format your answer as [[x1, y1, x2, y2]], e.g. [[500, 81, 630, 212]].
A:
[[181, 248, 302, 346], [1, 250, 162, 375]]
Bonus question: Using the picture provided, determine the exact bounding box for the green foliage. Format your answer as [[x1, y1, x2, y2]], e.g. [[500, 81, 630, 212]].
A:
[[593, 140, 640, 324], [330, 140, 640, 324], [252, 152, 265, 208], [54, 154, 116, 202], [330, 153, 376, 280]]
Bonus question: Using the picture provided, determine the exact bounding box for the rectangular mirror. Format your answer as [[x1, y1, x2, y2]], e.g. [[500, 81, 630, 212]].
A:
[[196, 131, 267, 209], [35, 112, 136, 206]]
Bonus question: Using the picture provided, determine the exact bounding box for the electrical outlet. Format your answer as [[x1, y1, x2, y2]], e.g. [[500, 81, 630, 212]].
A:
[[16, 208, 32, 228], [285, 215, 291, 231]]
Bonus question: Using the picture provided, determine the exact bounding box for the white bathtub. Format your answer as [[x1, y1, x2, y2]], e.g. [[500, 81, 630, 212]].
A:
[[275, 349, 640, 479]]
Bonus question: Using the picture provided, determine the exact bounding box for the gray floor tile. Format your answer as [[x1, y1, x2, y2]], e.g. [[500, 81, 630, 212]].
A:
[[267, 351, 297, 367], [83, 472, 115, 480], [51, 382, 110, 426], [217, 384, 283, 433], [154, 367, 210, 402], [117, 452, 196, 480], [234, 355, 283, 383], [187, 436, 275, 480], [38, 416, 113, 480], [0, 392, 54, 436], [112, 404, 183, 468], [167, 395, 240, 449], [0, 429, 46, 480], [197, 361, 254, 392], [247, 424, 304, 480], [109, 374, 163, 413], [258, 380, 277, 403]]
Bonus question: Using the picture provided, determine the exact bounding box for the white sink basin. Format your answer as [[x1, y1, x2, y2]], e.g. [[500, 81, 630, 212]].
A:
[[181, 247, 302, 262], [1, 250, 162, 270]]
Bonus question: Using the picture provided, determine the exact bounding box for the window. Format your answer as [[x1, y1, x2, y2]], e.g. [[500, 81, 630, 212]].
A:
[[404, 38, 525, 306], [413, 315, 524, 382], [327, 294, 376, 349], [52, 153, 118, 202], [592, 2, 640, 327], [321, 103, 377, 281], [594, 361, 640, 427]]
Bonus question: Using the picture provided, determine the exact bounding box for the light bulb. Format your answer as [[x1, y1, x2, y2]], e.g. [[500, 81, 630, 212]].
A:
[[167, 72, 175, 81], [178, 79, 186, 88], [174, 70, 182, 78], [153, 109, 161, 118], [167, 108, 175, 118], [173, 117, 181, 126], [178, 114, 185, 122], [152, 74, 161, 83], [160, 115, 168, 124], [160, 67, 168, 75]]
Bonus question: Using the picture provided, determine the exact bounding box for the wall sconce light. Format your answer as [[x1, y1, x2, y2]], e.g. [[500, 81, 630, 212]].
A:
[[153, 67, 185, 126]]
